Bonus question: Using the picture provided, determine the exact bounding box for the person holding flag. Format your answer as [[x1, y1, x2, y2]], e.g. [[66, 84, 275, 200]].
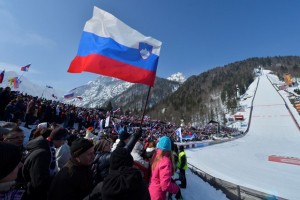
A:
[[67, 4, 162, 153]]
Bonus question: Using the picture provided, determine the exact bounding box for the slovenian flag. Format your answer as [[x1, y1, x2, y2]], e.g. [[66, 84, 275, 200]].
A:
[[14, 78, 21, 88], [176, 127, 182, 143], [63, 92, 75, 99], [68, 7, 162, 87], [21, 64, 31, 72], [0, 70, 4, 84]]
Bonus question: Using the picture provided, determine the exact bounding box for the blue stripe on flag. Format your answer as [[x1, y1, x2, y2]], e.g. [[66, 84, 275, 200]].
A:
[[76, 32, 159, 72]]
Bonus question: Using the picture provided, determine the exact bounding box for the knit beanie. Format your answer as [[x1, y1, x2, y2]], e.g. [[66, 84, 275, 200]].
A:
[[49, 127, 69, 141], [119, 128, 130, 141], [37, 122, 49, 129], [70, 138, 94, 157], [0, 142, 22, 180], [95, 139, 110, 152], [157, 136, 171, 151], [110, 147, 133, 170]]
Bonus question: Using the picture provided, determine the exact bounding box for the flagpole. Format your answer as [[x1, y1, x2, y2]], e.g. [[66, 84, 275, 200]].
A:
[[41, 87, 46, 98], [125, 86, 152, 153], [140, 86, 151, 127], [19, 71, 26, 79]]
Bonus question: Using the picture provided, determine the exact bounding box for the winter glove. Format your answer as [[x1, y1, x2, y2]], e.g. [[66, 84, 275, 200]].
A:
[[125, 128, 143, 153], [175, 189, 182, 200]]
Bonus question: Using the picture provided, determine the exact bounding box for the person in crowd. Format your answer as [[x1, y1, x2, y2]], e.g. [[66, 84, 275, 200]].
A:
[[30, 124, 51, 140], [145, 140, 156, 160], [85, 146, 150, 200], [177, 146, 187, 188], [4, 100, 15, 122], [55, 139, 71, 171], [85, 126, 98, 145], [48, 138, 94, 200], [22, 127, 69, 200], [0, 142, 24, 200], [92, 138, 112, 185], [2, 127, 25, 148], [131, 138, 150, 182], [0, 127, 9, 141], [131, 138, 149, 168], [111, 128, 130, 151], [0, 87, 11, 120], [24, 98, 36, 129], [148, 136, 182, 200]]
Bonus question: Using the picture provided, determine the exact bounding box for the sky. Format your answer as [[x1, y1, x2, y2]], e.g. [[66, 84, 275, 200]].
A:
[[1, 0, 300, 92]]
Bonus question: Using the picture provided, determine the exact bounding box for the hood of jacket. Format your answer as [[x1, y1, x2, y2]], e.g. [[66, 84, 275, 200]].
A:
[[101, 166, 149, 200], [25, 136, 50, 152]]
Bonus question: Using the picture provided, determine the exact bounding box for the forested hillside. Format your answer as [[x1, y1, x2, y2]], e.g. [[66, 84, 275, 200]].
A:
[[147, 56, 300, 126]]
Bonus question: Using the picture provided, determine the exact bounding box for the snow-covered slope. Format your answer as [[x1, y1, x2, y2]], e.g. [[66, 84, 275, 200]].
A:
[[187, 71, 300, 200], [0, 71, 64, 100]]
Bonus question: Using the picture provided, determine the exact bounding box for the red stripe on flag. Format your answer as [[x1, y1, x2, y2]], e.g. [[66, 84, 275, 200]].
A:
[[68, 54, 156, 87]]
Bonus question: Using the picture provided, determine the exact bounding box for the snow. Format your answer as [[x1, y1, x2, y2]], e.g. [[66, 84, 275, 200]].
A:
[[178, 169, 228, 200], [167, 72, 186, 83], [185, 70, 300, 200]]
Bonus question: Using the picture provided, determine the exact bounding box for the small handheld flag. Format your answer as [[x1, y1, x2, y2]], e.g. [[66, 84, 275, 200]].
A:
[[63, 92, 75, 99], [176, 127, 182, 143], [52, 94, 58, 99], [68, 7, 162, 87], [21, 64, 31, 72]]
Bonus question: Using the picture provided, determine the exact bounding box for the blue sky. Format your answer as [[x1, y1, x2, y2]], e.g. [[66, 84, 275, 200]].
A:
[[1, 0, 300, 92]]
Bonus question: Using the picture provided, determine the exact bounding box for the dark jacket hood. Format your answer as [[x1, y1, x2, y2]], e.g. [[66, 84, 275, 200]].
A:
[[101, 166, 150, 200], [26, 136, 50, 152]]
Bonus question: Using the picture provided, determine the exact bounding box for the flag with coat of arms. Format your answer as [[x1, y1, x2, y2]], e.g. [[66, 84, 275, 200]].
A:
[[176, 127, 182, 143]]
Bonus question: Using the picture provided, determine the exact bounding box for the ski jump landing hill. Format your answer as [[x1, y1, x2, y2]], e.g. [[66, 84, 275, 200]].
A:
[[185, 73, 300, 200]]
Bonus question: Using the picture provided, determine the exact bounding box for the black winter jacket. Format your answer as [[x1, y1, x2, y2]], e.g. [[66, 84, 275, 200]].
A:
[[48, 159, 93, 200], [22, 136, 53, 200]]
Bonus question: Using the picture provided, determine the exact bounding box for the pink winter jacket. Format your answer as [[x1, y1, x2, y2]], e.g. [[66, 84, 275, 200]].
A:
[[148, 149, 179, 200]]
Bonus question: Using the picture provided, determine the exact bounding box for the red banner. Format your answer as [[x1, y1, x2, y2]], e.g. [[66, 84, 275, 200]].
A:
[[268, 155, 300, 166]]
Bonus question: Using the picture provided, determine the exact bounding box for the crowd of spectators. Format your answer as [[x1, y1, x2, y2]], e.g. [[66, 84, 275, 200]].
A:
[[0, 85, 243, 200], [0, 86, 189, 200]]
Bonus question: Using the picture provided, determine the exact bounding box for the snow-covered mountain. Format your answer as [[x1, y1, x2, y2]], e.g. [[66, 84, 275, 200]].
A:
[[63, 72, 185, 108], [0, 71, 64, 100], [0, 71, 183, 109], [62, 76, 133, 108], [167, 72, 185, 83]]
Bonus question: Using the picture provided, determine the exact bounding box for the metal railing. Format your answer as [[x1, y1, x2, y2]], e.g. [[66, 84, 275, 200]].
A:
[[188, 163, 286, 200]]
